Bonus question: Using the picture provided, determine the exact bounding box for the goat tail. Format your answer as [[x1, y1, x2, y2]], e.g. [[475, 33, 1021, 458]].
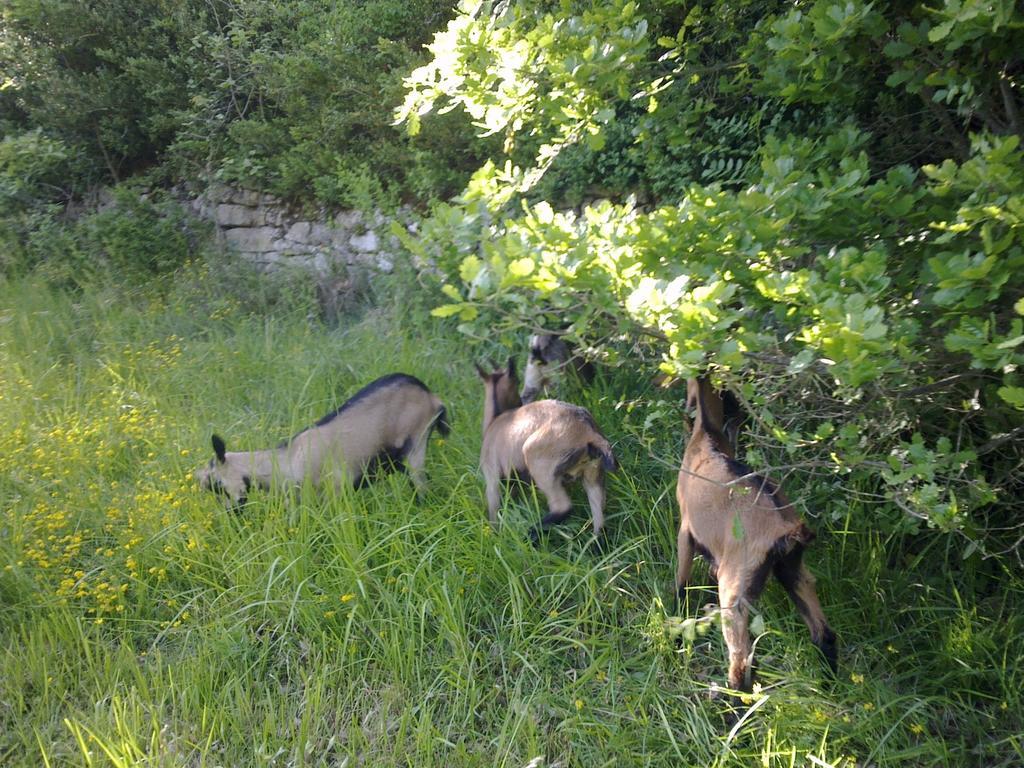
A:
[[795, 522, 816, 545], [771, 523, 817, 560], [434, 405, 451, 437], [587, 441, 617, 472]]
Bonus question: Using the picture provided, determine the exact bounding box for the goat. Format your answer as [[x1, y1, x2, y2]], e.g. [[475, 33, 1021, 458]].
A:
[[520, 333, 595, 404], [477, 358, 615, 542], [676, 377, 836, 692], [195, 373, 449, 507], [522, 334, 747, 450], [661, 374, 748, 452]]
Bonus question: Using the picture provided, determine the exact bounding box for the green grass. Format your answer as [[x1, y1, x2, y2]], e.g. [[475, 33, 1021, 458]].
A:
[[1, 264, 1022, 767]]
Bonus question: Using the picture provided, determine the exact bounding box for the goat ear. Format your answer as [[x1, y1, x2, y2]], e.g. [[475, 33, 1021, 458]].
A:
[[211, 434, 227, 463], [474, 363, 488, 380], [684, 379, 698, 412], [507, 355, 516, 378]]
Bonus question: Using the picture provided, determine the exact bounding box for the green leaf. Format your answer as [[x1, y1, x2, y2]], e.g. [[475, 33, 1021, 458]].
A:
[[883, 40, 913, 57], [749, 613, 765, 636], [885, 69, 913, 88], [459, 256, 482, 283], [997, 386, 1024, 408], [430, 303, 464, 318], [507, 257, 535, 277], [928, 20, 954, 42], [731, 512, 745, 542], [788, 348, 817, 373]]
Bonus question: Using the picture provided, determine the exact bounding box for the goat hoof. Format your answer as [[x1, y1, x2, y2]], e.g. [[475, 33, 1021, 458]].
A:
[[721, 706, 741, 728], [528, 527, 542, 548], [708, 685, 745, 727]]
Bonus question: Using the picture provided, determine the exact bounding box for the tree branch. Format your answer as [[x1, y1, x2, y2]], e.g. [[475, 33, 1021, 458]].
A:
[[999, 67, 1022, 139], [976, 425, 1024, 457]]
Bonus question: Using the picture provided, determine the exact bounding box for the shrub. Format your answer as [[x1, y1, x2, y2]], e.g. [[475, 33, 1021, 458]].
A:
[[398, 0, 1024, 558], [10, 187, 207, 288]]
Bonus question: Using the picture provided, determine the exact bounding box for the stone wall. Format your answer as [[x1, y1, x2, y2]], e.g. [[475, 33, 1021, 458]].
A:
[[188, 185, 405, 276]]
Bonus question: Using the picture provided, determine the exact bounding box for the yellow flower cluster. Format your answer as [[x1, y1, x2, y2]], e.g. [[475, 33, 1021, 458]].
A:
[[3, 336, 207, 623]]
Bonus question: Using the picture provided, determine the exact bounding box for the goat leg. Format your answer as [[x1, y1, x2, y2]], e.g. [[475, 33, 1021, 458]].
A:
[[773, 552, 838, 676], [675, 527, 695, 601], [718, 571, 753, 693]]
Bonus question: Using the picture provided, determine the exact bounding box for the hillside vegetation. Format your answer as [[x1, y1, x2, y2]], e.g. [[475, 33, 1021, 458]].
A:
[[2, 0, 1024, 765]]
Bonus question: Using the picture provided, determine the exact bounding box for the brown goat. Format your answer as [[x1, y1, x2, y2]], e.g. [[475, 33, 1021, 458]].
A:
[[477, 358, 615, 542], [195, 373, 449, 507], [676, 377, 836, 692]]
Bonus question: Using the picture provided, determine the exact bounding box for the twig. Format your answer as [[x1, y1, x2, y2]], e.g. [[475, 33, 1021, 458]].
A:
[[999, 66, 1022, 139], [976, 425, 1024, 457], [900, 373, 979, 397]]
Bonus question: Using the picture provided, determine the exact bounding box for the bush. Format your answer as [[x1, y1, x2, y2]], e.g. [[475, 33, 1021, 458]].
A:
[[10, 187, 207, 288], [398, 0, 1024, 559], [1, 0, 484, 208]]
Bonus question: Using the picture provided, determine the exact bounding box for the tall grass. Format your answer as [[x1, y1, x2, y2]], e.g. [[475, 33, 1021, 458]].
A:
[[1, 263, 1021, 767]]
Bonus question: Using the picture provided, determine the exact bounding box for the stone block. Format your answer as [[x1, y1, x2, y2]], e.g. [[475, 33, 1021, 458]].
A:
[[224, 226, 281, 254], [264, 207, 286, 227], [294, 253, 330, 276], [350, 230, 379, 253], [308, 223, 334, 245], [216, 204, 264, 228], [285, 221, 313, 242], [334, 210, 363, 230], [272, 239, 315, 255], [230, 188, 263, 207]]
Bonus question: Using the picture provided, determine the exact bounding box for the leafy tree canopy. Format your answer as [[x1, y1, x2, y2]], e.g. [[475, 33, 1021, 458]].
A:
[[398, 0, 1024, 556]]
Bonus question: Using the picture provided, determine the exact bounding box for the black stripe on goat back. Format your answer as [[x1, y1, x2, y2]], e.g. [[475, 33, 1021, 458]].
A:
[[315, 373, 430, 427], [724, 456, 783, 507], [281, 373, 432, 446]]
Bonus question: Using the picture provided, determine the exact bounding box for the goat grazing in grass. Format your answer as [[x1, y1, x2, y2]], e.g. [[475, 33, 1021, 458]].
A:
[[195, 373, 449, 507], [520, 333, 595, 404], [477, 358, 615, 542], [676, 377, 836, 693]]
